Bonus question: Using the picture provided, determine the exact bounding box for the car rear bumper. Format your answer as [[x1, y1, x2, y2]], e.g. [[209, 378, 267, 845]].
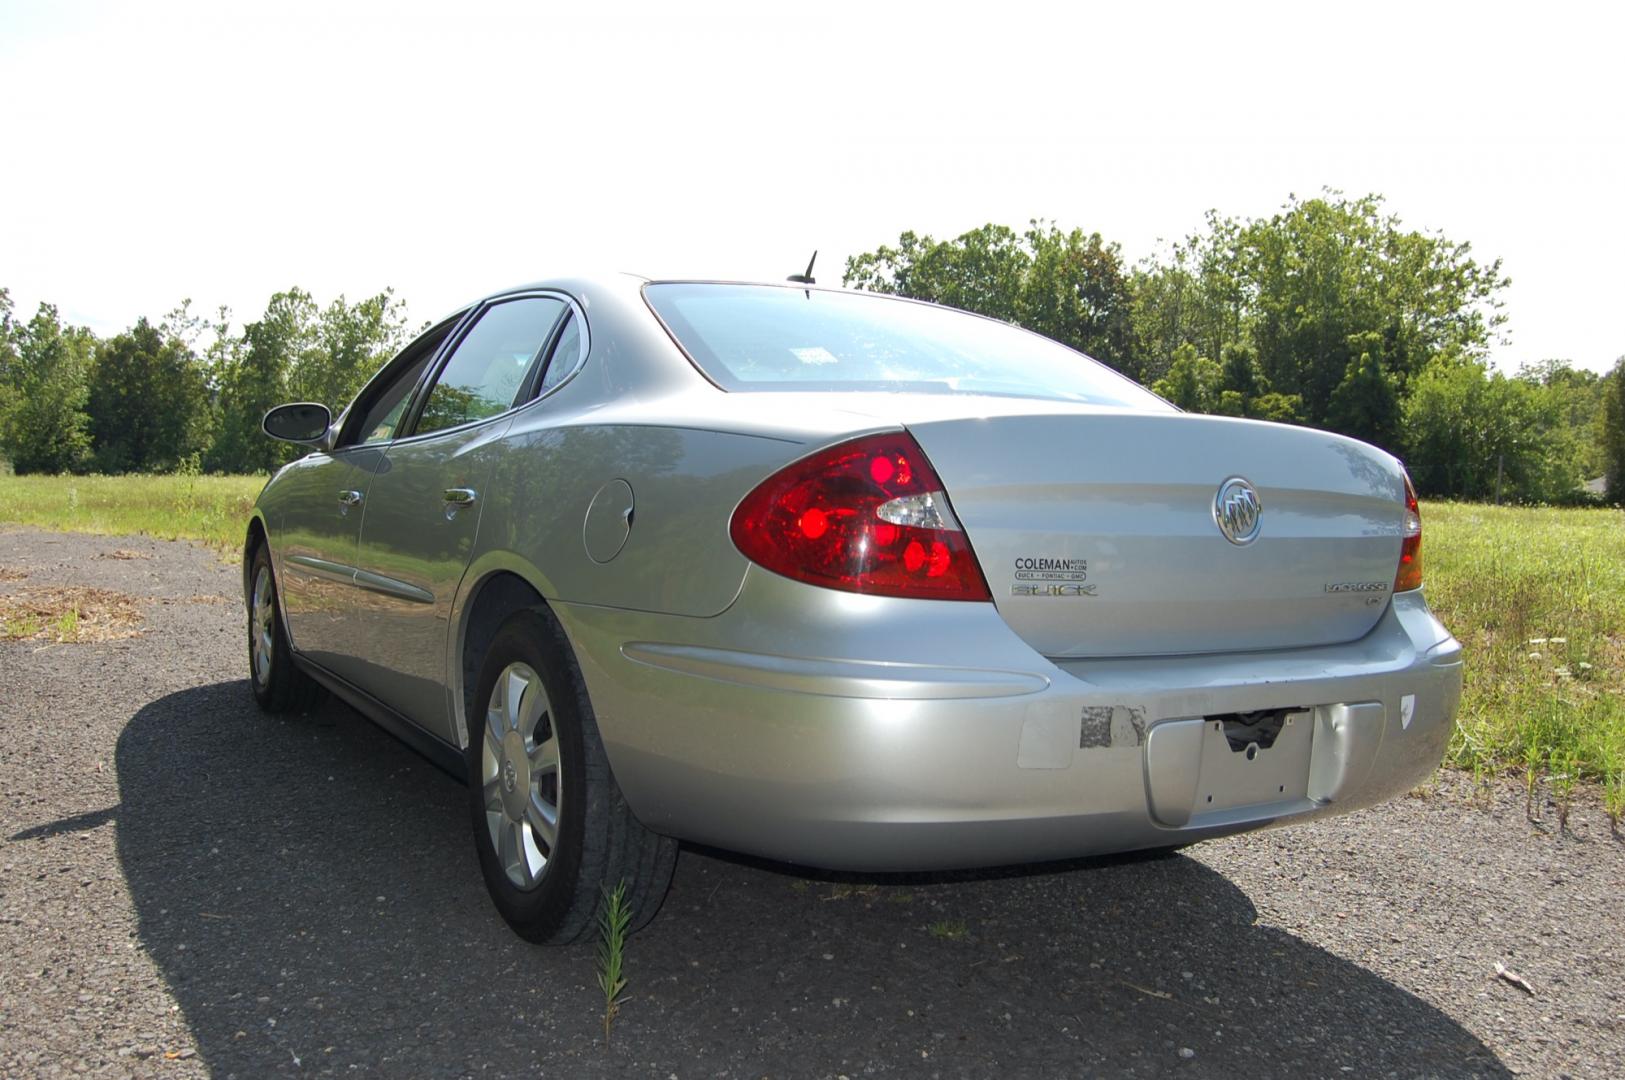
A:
[[559, 572, 1461, 871]]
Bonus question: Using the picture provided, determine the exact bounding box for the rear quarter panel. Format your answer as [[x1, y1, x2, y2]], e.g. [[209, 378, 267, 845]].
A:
[[473, 418, 799, 616]]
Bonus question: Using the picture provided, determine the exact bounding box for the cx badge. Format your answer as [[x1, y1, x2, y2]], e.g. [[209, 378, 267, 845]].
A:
[[1213, 477, 1262, 545]]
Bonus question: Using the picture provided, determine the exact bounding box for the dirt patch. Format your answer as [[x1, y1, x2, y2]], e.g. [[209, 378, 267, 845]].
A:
[[148, 594, 233, 607], [96, 549, 152, 561], [0, 586, 143, 643], [0, 567, 26, 583]]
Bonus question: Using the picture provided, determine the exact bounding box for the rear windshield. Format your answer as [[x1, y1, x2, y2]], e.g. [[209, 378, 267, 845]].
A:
[[643, 282, 1168, 409]]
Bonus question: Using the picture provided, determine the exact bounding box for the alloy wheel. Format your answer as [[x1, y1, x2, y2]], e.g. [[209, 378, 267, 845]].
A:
[[481, 661, 562, 890], [250, 565, 275, 690]]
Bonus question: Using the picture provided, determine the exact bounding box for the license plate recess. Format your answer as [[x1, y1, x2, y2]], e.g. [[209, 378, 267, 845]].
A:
[[1144, 708, 1316, 828]]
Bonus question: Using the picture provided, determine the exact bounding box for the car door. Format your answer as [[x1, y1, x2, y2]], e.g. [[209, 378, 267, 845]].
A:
[[346, 294, 570, 741], [276, 317, 460, 682]]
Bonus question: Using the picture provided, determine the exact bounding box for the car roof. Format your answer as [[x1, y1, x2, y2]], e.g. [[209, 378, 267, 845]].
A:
[[431, 273, 889, 333]]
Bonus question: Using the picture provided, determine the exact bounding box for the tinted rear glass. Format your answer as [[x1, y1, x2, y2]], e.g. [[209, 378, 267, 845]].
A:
[[644, 283, 1167, 408]]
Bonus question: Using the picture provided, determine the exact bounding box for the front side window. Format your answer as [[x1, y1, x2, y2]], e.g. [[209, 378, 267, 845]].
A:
[[415, 297, 567, 436], [355, 351, 435, 445], [340, 315, 461, 448], [644, 282, 1169, 409]]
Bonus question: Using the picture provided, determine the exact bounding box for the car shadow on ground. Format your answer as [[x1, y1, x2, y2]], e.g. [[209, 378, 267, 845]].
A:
[[91, 683, 1509, 1078]]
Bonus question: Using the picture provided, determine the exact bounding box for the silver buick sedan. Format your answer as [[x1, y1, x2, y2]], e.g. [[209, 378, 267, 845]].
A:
[[245, 275, 1462, 943]]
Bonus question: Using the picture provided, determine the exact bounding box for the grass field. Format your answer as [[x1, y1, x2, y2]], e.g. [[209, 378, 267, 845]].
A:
[[0, 473, 266, 552], [0, 474, 1620, 817], [1425, 502, 1625, 821]]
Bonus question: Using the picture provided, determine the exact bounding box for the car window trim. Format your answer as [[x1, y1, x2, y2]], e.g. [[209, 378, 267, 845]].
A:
[[513, 313, 571, 405], [396, 290, 574, 443], [516, 299, 591, 406]]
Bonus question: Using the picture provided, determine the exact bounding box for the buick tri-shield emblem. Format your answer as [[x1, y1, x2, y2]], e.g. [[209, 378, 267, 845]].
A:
[[1213, 477, 1262, 545]]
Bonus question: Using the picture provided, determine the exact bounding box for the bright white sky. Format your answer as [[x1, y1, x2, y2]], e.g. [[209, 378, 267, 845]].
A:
[[1, 0, 1620, 372]]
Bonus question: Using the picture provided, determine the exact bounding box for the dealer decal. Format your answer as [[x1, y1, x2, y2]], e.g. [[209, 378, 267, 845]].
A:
[[1012, 555, 1095, 596], [1013, 556, 1088, 582]]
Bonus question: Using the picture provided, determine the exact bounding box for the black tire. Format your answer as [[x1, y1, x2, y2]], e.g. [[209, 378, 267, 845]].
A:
[[468, 608, 676, 944], [246, 542, 324, 714]]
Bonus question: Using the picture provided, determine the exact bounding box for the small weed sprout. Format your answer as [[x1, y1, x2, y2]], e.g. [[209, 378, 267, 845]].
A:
[[1602, 731, 1625, 838], [1, 614, 41, 639], [823, 883, 879, 902], [1550, 749, 1577, 834], [1469, 755, 1491, 807], [596, 880, 632, 1044], [927, 919, 968, 941], [1605, 771, 1623, 839]]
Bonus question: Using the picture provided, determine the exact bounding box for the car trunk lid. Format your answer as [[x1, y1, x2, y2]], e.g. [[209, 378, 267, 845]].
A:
[[904, 409, 1406, 658]]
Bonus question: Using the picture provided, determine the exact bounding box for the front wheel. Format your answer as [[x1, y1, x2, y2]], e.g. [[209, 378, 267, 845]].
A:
[[468, 608, 676, 944], [247, 543, 323, 714]]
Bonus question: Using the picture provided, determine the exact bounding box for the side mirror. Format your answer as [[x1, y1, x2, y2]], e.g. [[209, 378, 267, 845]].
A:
[[262, 402, 334, 449]]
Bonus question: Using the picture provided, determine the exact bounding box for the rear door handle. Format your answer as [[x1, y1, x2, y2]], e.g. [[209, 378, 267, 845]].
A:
[[337, 490, 363, 514], [443, 488, 478, 517]]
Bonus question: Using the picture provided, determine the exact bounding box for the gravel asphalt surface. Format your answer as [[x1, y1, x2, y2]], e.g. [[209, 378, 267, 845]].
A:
[[1, 528, 1621, 1079]]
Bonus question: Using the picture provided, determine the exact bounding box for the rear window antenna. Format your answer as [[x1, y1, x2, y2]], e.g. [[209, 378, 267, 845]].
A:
[[786, 251, 817, 285]]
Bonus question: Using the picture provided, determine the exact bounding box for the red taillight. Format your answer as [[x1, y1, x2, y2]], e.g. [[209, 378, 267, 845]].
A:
[[730, 432, 992, 601], [1394, 473, 1423, 592]]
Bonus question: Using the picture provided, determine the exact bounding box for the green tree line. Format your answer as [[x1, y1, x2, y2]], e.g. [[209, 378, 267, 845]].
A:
[[3, 190, 1623, 503], [0, 286, 409, 476], [848, 193, 1625, 504]]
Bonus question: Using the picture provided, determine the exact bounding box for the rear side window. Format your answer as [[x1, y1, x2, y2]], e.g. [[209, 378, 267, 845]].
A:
[[415, 297, 566, 436], [537, 312, 582, 394], [644, 282, 1167, 409]]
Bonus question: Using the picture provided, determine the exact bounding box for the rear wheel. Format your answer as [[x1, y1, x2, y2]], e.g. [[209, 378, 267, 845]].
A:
[[247, 543, 323, 713], [468, 608, 676, 943]]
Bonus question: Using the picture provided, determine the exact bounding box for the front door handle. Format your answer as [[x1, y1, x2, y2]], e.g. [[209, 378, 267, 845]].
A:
[[443, 488, 478, 518], [337, 490, 363, 515]]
